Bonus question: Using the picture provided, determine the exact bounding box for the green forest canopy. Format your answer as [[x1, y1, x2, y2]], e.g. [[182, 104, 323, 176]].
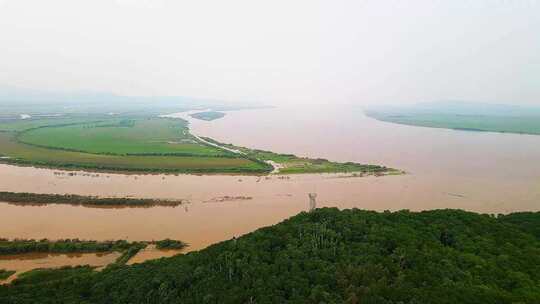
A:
[[1, 208, 539, 303]]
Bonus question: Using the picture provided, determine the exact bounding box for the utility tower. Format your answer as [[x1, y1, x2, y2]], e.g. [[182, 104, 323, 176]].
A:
[[308, 193, 317, 212]]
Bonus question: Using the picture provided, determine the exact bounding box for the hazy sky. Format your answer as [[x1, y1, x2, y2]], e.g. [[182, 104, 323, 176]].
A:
[[0, 0, 538, 105]]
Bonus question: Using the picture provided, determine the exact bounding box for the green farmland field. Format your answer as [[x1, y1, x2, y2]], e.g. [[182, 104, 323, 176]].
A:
[[0, 132, 266, 173], [17, 118, 228, 157], [0, 116, 271, 173], [0, 117, 106, 132], [0, 115, 394, 175]]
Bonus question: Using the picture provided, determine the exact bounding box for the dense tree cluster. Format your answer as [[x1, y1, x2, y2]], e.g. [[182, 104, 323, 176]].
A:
[[155, 239, 188, 250], [0, 269, 16, 281], [1, 208, 539, 303], [0, 239, 135, 255], [11, 266, 95, 286]]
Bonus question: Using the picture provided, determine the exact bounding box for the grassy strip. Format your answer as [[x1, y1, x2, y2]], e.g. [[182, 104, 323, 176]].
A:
[[0, 269, 15, 280], [16, 130, 238, 158], [194, 137, 274, 172], [0, 156, 271, 174], [0, 191, 184, 208], [201, 137, 399, 174]]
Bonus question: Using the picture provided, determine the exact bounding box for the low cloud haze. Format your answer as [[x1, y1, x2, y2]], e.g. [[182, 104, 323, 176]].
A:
[[0, 0, 538, 106]]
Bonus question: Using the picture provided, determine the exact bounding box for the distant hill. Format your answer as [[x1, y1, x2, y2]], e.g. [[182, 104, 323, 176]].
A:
[[365, 101, 540, 135], [1, 208, 539, 303]]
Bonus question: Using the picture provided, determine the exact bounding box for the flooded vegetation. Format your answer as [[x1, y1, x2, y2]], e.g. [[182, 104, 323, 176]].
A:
[[0, 252, 120, 284], [127, 245, 185, 265], [0, 238, 187, 283], [0, 191, 185, 208]]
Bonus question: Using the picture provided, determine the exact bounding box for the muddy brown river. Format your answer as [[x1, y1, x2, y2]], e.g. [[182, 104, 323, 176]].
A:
[[1, 105, 539, 255], [0, 252, 120, 284]]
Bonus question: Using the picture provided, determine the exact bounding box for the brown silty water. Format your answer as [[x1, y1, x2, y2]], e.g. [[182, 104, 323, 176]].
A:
[[0, 105, 539, 254], [0, 252, 120, 284]]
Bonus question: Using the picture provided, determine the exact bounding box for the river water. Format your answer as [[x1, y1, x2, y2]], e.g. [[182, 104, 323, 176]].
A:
[[0, 105, 539, 254], [0, 252, 120, 284]]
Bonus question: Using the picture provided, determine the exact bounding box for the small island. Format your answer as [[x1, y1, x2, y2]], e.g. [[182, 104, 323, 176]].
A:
[[155, 239, 188, 250], [0, 191, 185, 208], [189, 111, 226, 121], [0, 238, 144, 256]]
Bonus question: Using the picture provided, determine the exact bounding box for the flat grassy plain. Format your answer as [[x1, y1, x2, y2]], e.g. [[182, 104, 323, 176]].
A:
[[365, 102, 540, 135], [0, 132, 267, 173], [0, 115, 394, 175], [0, 117, 105, 132], [368, 112, 540, 134], [202, 137, 397, 174], [0, 115, 272, 173], [17, 118, 228, 157]]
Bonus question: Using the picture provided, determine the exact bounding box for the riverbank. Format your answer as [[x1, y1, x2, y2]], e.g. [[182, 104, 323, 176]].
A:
[[1, 106, 540, 262], [165, 110, 399, 175], [364, 102, 540, 135], [0, 116, 272, 174], [0, 112, 396, 175]]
